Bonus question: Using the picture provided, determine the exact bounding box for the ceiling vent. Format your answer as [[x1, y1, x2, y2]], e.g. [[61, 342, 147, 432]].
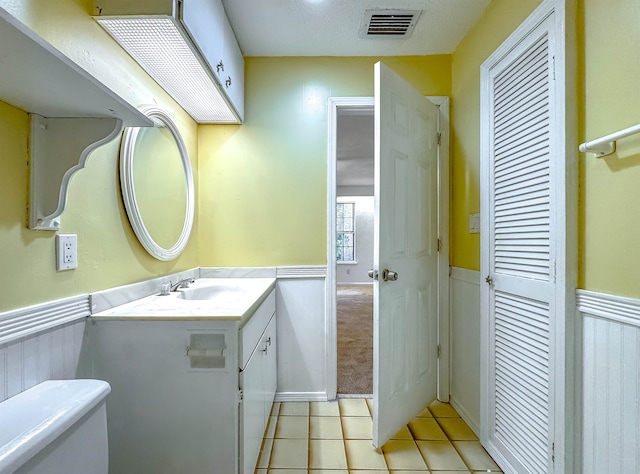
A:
[[360, 9, 422, 39]]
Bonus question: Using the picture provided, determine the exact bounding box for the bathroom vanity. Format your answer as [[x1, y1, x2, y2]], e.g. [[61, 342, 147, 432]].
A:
[[82, 278, 276, 474]]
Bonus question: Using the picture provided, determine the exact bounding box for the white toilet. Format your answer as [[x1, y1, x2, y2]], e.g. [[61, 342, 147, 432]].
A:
[[0, 379, 111, 474]]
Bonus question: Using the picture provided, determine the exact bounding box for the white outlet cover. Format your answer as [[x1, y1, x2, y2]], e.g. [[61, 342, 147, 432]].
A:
[[56, 234, 78, 271], [469, 213, 480, 234]]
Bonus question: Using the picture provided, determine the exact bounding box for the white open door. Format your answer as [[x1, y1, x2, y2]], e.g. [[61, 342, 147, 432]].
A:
[[372, 62, 440, 448]]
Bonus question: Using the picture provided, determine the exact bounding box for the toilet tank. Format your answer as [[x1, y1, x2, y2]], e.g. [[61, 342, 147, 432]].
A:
[[0, 380, 111, 474]]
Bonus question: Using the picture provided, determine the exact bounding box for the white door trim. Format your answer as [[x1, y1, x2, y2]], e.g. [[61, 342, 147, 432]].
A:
[[326, 95, 450, 401]]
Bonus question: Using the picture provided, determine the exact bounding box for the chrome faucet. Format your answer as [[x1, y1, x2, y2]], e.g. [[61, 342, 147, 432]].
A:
[[159, 278, 195, 296], [171, 278, 195, 292]]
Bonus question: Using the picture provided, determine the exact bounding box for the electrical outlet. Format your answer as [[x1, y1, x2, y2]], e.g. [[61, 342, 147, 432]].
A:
[[56, 234, 78, 271]]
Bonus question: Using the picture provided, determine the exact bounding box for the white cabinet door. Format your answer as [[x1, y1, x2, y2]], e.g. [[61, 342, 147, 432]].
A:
[[181, 0, 244, 122], [221, 16, 244, 120], [181, 0, 225, 77], [240, 344, 264, 474], [263, 315, 277, 416]]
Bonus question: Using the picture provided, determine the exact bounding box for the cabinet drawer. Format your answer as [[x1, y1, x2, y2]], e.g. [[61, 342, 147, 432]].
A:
[[239, 290, 275, 369]]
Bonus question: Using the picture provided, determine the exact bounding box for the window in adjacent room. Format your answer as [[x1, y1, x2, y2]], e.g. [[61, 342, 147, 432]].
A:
[[336, 202, 355, 262]]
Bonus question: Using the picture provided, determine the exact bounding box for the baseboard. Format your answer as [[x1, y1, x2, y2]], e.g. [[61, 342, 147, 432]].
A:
[[275, 391, 328, 402], [450, 395, 480, 437]]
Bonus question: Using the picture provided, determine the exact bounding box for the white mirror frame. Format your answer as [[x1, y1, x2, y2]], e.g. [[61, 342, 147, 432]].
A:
[[119, 105, 195, 261]]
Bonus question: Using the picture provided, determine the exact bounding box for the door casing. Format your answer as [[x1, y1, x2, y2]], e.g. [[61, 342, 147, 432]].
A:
[[325, 96, 450, 401]]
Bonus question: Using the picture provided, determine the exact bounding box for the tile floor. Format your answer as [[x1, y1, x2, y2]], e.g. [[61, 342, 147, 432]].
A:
[[255, 398, 502, 474]]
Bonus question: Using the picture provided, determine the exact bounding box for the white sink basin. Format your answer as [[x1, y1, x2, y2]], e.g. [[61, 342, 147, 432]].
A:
[[177, 286, 246, 301]]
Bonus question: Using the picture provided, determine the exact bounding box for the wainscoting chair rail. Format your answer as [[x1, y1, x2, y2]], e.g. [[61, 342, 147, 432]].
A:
[[0, 295, 90, 346]]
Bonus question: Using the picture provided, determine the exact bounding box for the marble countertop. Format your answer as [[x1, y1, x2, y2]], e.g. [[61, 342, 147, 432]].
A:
[[91, 278, 276, 322]]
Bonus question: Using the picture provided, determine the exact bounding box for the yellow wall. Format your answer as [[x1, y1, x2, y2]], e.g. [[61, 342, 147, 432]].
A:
[[581, 0, 640, 298], [198, 56, 451, 266], [0, 0, 199, 312], [450, 0, 543, 270]]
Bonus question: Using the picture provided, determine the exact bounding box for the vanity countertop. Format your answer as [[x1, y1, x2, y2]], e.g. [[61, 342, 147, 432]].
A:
[[91, 278, 276, 322]]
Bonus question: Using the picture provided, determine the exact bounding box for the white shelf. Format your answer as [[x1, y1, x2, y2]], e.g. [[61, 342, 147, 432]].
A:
[[0, 8, 153, 230]]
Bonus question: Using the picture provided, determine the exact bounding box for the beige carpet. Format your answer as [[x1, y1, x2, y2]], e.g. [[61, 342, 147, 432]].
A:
[[337, 284, 373, 394]]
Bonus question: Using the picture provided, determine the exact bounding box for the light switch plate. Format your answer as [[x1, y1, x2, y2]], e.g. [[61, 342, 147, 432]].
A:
[[56, 234, 78, 271], [469, 213, 480, 234]]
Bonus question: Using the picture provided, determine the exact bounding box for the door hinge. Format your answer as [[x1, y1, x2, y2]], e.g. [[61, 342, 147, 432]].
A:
[[437, 344, 441, 358], [437, 238, 442, 252], [238, 389, 244, 404], [437, 131, 442, 145], [552, 55, 556, 81], [551, 442, 555, 463]]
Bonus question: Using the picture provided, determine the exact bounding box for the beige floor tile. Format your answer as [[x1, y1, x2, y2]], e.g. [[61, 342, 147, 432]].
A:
[[453, 441, 500, 471], [265, 416, 278, 439], [391, 426, 413, 440], [275, 415, 309, 439], [366, 398, 374, 413], [307, 470, 348, 474], [310, 416, 343, 439], [309, 439, 348, 470], [254, 469, 267, 474], [350, 471, 389, 474], [280, 402, 310, 416], [338, 398, 371, 417], [270, 402, 281, 417], [341, 416, 373, 439], [408, 418, 448, 440], [267, 470, 307, 474], [414, 405, 434, 418], [382, 440, 428, 471], [425, 471, 469, 474], [257, 438, 274, 469], [427, 471, 470, 474], [427, 401, 459, 418], [415, 441, 467, 471], [345, 439, 388, 470], [436, 418, 478, 441], [269, 438, 309, 469], [389, 471, 432, 474], [310, 401, 341, 417]]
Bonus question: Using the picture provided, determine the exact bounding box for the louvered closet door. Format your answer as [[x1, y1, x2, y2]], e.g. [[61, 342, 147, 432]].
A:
[[481, 10, 557, 474]]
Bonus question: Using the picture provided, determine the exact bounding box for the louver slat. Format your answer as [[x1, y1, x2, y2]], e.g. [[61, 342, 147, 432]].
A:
[[493, 33, 551, 281]]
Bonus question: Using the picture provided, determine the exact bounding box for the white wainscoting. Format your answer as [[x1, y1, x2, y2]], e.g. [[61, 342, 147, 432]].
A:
[[578, 289, 640, 474], [0, 295, 90, 402], [275, 266, 328, 401], [449, 267, 481, 435]]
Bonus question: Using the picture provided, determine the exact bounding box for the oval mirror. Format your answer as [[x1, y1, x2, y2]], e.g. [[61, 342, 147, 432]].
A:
[[119, 105, 194, 261]]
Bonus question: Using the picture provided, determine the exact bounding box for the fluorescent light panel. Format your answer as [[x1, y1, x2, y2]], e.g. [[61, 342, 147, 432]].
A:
[[97, 17, 238, 123]]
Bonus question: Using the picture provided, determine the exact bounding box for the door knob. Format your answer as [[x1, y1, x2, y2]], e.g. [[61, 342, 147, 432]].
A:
[[382, 269, 398, 282], [368, 269, 378, 280]]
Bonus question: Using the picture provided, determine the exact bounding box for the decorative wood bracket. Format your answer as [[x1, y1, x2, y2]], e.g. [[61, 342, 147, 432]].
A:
[[29, 114, 124, 230]]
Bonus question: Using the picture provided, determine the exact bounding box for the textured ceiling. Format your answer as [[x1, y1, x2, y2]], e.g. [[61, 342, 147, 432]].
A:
[[221, 0, 490, 57]]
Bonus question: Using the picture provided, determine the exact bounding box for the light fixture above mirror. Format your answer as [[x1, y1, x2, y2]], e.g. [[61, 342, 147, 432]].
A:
[[94, 0, 244, 124]]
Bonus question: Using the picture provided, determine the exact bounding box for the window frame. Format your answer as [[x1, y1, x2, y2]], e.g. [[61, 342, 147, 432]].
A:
[[336, 201, 357, 264]]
